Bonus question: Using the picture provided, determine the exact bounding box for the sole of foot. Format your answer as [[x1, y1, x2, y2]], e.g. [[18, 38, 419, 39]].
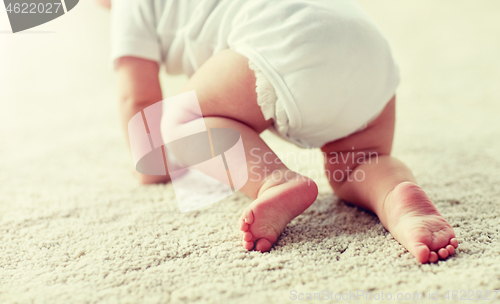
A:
[[384, 182, 458, 263]]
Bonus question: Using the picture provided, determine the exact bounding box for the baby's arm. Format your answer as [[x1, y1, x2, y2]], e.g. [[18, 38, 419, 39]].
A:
[[115, 56, 169, 184]]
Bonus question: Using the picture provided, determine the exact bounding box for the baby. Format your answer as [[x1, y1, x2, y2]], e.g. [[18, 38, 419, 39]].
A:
[[100, 0, 458, 263]]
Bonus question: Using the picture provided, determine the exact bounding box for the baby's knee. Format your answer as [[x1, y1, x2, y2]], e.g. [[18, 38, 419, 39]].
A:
[[161, 91, 205, 144]]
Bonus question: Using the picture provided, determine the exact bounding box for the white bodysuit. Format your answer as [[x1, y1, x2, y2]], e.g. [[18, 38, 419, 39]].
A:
[[111, 0, 400, 148]]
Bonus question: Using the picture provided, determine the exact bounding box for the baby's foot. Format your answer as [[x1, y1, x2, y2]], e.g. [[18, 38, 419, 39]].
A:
[[384, 182, 458, 263], [239, 172, 318, 252]]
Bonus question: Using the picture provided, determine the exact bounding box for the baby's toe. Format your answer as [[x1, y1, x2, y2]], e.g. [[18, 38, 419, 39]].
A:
[[438, 248, 449, 259], [239, 219, 249, 232], [429, 251, 439, 263], [446, 244, 455, 255], [243, 232, 253, 242], [410, 243, 431, 263], [243, 240, 254, 250], [450, 238, 459, 248], [241, 209, 254, 225], [254, 238, 273, 252]]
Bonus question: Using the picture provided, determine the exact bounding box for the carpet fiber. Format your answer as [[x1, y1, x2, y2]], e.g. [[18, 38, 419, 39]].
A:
[[1, 1, 500, 303]]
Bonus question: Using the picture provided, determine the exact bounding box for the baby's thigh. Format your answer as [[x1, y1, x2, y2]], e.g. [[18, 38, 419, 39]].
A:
[[178, 49, 271, 133]]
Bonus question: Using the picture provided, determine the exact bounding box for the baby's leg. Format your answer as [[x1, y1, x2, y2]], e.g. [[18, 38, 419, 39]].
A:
[[322, 97, 457, 263], [169, 49, 318, 252]]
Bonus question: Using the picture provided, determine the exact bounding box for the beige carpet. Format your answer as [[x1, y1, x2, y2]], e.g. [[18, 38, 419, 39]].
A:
[[1, 1, 500, 303]]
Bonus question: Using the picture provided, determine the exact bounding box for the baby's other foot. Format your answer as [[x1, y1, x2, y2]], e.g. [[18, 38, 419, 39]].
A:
[[239, 171, 318, 252], [384, 182, 458, 263]]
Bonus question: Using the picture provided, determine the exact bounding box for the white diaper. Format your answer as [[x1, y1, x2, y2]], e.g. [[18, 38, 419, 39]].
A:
[[248, 61, 292, 143], [248, 57, 396, 148], [234, 0, 400, 148]]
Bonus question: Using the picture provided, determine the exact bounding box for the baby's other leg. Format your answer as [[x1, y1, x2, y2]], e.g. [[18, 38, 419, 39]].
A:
[[168, 49, 317, 252], [321, 96, 457, 263]]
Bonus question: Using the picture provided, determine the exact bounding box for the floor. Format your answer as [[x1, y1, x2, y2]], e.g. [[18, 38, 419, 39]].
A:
[[1, 1, 500, 303]]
